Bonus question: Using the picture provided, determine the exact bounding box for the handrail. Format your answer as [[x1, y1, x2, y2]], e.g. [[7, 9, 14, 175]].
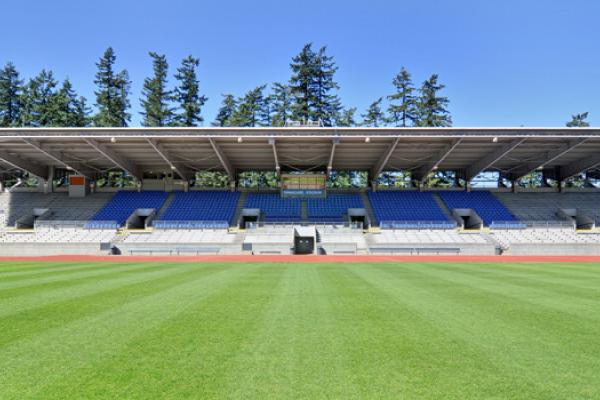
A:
[[153, 220, 230, 229], [379, 220, 457, 230], [84, 220, 120, 229], [490, 220, 575, 229]]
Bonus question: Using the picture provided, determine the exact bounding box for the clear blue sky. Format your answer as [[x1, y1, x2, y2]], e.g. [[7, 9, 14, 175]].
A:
[[2, 0, 599, 127]]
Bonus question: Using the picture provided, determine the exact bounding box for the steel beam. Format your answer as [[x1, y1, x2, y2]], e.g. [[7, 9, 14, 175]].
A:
[[21, 138, 93, 178], [208, 138, 234, 181], [465, 138, 526, 181], [509, 138, 589, 180], [146, 138, 191, 181], [414, 138, 463, 182], [327, 138, 340, 175], [268, 138, 280, 175], [370, 137, 400, 180], [0, 150, 49, 180], [559, 151, 600, 181], [83, 138, 142, 181]]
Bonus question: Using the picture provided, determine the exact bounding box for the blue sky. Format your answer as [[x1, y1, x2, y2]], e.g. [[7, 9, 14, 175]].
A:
[[1, 0, 599, 126]]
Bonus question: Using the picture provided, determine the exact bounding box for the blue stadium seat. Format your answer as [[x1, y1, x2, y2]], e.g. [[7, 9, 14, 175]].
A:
[[307, 194, 363, 222], [159, 191, 240, 227], [437, 191, 518, 226], [368, 191, 454, 229], [245, 193, 301, 222], [89, 191, 168, 227]]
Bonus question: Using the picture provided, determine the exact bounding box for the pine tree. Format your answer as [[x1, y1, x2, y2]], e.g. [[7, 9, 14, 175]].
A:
[[174, 55, 207, 126], [48, 79, 90, 127], [93, 47, 131, 127], [140, 52, 175, 127], [289, 43, 316, 123], [387, 67, 417, 127], [361, 97, 385, 127], [20, 69, 58, 127], [416, 74, 452, 127], [335, 107, 357, 127], [0, 62, 23, 127], [566, 112, 590, 127], [270, 82, 293, 126], [230, 85, 267, 127], [212, 94, 237, 127], [313, 46, 342, 126], [289, 43, 342, 126]]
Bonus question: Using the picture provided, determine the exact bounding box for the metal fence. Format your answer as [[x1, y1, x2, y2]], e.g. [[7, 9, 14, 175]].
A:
[[489, 220, 575, 230], [379, 220, 457, 230], [153, 220, 230, 230]]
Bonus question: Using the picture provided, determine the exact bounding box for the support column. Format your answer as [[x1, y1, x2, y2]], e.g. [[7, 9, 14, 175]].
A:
[[39, 166, 54, 194]]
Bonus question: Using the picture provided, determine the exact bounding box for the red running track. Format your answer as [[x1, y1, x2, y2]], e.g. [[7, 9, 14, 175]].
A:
[[0, 255, 600, 263]]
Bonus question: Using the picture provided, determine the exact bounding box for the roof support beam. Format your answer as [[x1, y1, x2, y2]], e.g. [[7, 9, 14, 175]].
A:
[[559, 151, 600, 181], [268, 138, 280, 175], [414, 138, 463, 182], [21, 138, 93, 178], [208, 138, 234, 181], [327, 138, 340, 175], [146, 138, 190, 181], [0, 150, 49, 180], [509, 138, 589, 180], [83, 138, 142, 181], [370, 137, 400, 180], [465, 138, 526, 182]]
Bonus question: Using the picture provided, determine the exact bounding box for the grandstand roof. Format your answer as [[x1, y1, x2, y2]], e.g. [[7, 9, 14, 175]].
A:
[[1, 127, 600, 182]]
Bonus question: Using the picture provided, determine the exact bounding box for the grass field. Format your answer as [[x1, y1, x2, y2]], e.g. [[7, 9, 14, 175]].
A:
[[1, 261, 599, 399]]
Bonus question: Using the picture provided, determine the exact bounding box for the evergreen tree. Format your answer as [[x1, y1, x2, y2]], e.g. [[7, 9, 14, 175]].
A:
[[212, 94, 237, 127], [335, 107, 357, 127], [416, 74, 452, 127], [289, 43, 341, 126], [387, 67, 417, 127], [270, 82, 293, 126], [20, 69, 58, 127], [0, 62, 23, 127], [566, 112, 590, 127], [93, 47, 131, 127], [289, 43, 315, 123], [140, 52, 175, 127], [361, 97, 385, 127], [48, 79, 90, 127], [313, 46, 342, 126], [230, 85, 267, 127], [174, 55, 207, 126]]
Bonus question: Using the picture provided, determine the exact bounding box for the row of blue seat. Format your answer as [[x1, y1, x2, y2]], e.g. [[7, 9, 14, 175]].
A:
[[90, 191, 168, 226], [89, 190, 520, 228], [160, 191, 240, 223], [368, 191, 451, 224], [437, 191, 517, 225]]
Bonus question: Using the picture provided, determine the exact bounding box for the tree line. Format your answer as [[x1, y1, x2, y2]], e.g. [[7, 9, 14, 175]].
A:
[[0, 43, 454, 128]]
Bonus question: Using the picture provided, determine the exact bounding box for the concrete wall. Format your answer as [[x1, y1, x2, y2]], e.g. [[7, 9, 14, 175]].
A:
[[0, 243, 107, 256]]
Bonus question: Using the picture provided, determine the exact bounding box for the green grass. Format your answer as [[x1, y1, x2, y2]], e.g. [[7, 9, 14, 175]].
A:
[[1, 261, 599, 399]]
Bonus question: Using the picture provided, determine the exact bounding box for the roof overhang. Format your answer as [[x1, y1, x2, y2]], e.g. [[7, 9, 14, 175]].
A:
[[0, 127, 599, 181]]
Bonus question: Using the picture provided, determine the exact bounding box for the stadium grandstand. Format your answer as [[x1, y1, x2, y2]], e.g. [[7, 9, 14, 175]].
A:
[[1, 126, 600, 256]]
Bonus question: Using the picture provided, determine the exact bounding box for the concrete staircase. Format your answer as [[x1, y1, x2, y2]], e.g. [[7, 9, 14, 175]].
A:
[[432, 193, 455, 220], [360, 192, 378, 226], [300, 200, 308, 223], [155, 192, 176, 219], [231, 192, 248, 227]]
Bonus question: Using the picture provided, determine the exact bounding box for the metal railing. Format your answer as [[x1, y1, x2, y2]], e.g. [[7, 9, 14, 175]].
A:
[[489, 220, 575, 229], [84, 220, 120, 230], [34, 220, 88, 229], [379, 220, 457, 230], [246, 221, 363, 230], [153, 220, 230, 230]]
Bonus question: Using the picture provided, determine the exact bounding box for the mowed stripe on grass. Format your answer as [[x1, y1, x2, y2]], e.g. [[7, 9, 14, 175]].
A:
[[0, 262, 599, 399]]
